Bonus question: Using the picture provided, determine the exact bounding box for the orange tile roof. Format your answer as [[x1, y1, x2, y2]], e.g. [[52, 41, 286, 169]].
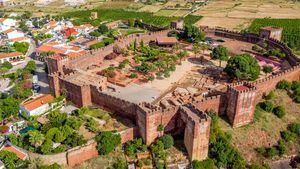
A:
[[11, 37, 29, 42], [0, 52, 23, 59], [22, 94, 54, 111], [2, 145, 27, 160], [156, 37, 178, 45], [0, 18, 6, 22], [2, 28, 15, 34]]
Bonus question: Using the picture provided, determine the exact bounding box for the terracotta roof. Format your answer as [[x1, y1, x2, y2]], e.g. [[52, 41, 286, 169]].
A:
[[0, 18, 6, 22], [21, 94, 54, 111], [235, 85, 249, 91], [2, 28, 15, 34], [1, 144, 27, 160], [11, 37, 29, 42], [156, 37, 178, 45], [0, 52, 23, 59]]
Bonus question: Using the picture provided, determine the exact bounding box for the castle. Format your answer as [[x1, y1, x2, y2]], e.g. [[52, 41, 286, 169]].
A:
[[47, 28, 300, 162]]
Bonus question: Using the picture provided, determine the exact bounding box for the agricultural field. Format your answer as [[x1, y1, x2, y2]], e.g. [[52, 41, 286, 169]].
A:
[[247, 18, 300, 54], [62, 9, 201, 28], [193, 0, 300, 30]]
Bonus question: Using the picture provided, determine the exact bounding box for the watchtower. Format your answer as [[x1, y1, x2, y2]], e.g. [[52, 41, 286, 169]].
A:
[[260, 26, 283, 41], [226, 82, 257, 128]]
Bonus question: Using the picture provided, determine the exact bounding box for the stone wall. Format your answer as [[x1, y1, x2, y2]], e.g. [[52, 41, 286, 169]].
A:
[[28, 151, 67, 166], [67, 30, 171, 69], [214, 29, 300, 66], [192, 95, 227, 115], [118, 127, 140, 144], [90, 86, 137, 119], [67, 140, 98, 167]]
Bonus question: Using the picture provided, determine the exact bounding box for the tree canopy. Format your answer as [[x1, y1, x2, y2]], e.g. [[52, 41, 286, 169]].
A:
[[210, 45, 229, 66], [224, 54, 260, 81], [95, 131, 121, 155], [183, 25, 205, 43]]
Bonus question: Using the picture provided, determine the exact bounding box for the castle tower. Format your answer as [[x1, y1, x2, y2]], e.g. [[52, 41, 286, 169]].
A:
[[46, 55, 69, 75], [48, 73, 61, 97], [226, 83, 257, 128], [181, 105, 211, 161], [259, 26, 283, 41]]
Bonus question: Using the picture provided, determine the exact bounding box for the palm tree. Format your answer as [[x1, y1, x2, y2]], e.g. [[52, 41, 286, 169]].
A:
[[172, 42, 181, 53], [177, 50, 188, 63], [28, 131, 45, 148], [192, 43, 201, 60], [199, 43, 209, 63]]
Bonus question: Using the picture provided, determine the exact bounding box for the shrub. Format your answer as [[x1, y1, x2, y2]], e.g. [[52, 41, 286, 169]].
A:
[[1, 61, 13, 70], [263, 65, 273, 74], [281, 130, 296, 142], [265, 91, 275, 100], [277, 139, 286, 156], [136, 160, 143, 168], [192, 159, 216, 169], [287, 123, 300, 135], [159, 134, 174, 149], [129, 73, 137, 79], [260, 101, 273, 112], [273, 106, 286, 118], [95, 131, 121, 155], [111, 158, 127, 169], [266, 147, 279, 158], [276, 80, 291, 90], [291, 81, 300, 90]]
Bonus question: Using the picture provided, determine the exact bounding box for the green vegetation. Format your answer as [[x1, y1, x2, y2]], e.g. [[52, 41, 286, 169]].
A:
[[210, 45, 229, 66], [208, 112, 247, 169], [276, 80, 300, 103], [124, 138, 147, 158], [9, 110, 86, 155], [247, 19, 300, 52], [273, 106, 286, 118], [192, 159, 217, 169], [256, 122, 300, 159], [184, 15, 202, 25], [62, 9, 179, 27], [90, 38, 114, 50], [158, 134, 174, 149], [224, 54, 260, 81], [13, 42, 29, 54], [33, 33, 52, 41], [95, 131, 121, 155], [183, 24, 205, 43], [0, 151, 27, 169]]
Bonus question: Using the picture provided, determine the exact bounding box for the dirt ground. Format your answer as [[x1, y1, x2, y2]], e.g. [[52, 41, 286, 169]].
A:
[[219, 90, 300, 163], [193, 0, 300, 30]]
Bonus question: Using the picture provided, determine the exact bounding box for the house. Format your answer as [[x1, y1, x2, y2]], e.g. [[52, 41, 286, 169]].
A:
[[10, 37, 31, 45], [0, 0, 10, 7], [0, 18, 16, 27], [62, 27, 79, 37], [74, 24, 94, 34], [0, 141, 28, 160], [7, 30, 25, 40], [156, 37, 178, 47], [36, 41, 87, 58], [19, 94, 56, 116], [0, 52, 24, 65], [0, 24, 10, 33], [64, 0, 85, 6]]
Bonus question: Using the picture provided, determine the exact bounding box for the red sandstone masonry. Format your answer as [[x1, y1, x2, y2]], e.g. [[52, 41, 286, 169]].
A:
[[67, 140, 98, 167]]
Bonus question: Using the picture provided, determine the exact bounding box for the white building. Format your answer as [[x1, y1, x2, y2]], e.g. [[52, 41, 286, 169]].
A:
[[7, 30, 24, 40], [19, 94, 55, 116], [0, 18, 16, 27], [0, 52, 24, 65], [0, 25, 10, 33], [65, 0, 85, 6], [0, 0, 9, 7]]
